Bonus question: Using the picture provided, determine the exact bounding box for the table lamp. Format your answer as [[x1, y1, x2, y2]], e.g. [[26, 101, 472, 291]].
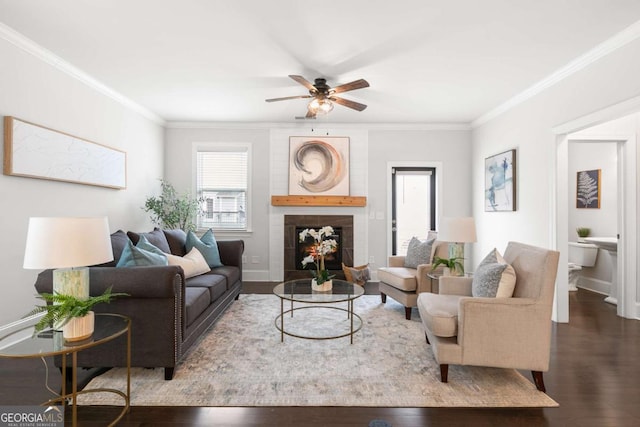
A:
[[23, 217, 113, 303], [437, 217, 477, 274]]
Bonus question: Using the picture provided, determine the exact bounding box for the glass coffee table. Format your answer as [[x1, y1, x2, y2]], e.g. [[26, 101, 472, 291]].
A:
[[273, 279, 364, 344]]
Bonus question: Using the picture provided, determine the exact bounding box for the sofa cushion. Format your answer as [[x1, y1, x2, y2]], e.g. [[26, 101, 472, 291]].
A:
[[417, 292, 463, 338], [163, 229, 188, 256], [116, 239, 168, 267], [210, 266, 241, 289], [93, 230, 129, 267], [127, 228, 171, 253], [184, 287, 210, 327], [186, 229, 223, 268], [404, 237, 435, 268], [378, 267, 417, 292], [186, 273, 227, 302], [165, 248, 211, 279], [472, 248, 517, 298]]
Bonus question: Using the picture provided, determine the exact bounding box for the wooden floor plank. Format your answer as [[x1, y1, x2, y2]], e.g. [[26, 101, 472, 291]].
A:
[[2, 284, 639, 426]]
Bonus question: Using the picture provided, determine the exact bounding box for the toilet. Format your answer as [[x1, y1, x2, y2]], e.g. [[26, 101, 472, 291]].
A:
[[568, 242, 599, 291]]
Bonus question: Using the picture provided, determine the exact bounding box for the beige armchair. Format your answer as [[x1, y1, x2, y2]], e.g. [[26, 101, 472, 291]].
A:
[[417, 241, 559, 392], [377, 240, 448, 320]]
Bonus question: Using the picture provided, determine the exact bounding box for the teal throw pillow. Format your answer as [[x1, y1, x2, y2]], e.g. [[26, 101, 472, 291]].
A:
[[116, 239, 168, 267], [185, 229, 223, 268], [136, 235, 166, 257]]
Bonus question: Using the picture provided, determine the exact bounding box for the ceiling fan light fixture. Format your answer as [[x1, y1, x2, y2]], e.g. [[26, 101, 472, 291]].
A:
[[308, 98, 334, 115]]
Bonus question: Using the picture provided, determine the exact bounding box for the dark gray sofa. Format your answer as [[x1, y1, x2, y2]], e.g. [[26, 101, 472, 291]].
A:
[[34, 228, 243, 380]]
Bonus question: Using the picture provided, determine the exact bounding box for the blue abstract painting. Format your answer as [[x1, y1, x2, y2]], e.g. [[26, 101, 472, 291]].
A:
[[485, 149, 516, 212]]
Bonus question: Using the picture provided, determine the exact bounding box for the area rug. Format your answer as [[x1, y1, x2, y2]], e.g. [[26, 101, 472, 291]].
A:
[[79, 294, 558, 407]]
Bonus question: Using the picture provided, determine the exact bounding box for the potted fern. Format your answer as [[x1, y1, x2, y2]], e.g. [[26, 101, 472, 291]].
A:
[[432, 256, 465, 277], [26, 287, 127, 342]]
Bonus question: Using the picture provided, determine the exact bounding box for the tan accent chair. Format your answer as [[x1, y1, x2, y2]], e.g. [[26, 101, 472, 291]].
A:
[[417, 241, 560, 392], [377, 241, 448, 320]]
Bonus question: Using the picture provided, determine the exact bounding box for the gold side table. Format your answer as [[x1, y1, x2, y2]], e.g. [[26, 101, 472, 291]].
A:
[[0, 313, 131, 427]]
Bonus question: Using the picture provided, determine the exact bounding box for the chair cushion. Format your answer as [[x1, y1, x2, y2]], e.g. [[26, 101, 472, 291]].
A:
[[404, 237, 435, 268], [472, 248, 517, 298], [417, 293, 463, 338], [378, 267, 417, 292]]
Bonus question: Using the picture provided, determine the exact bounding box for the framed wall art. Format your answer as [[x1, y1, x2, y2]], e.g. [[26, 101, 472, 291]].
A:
[[485, 149, 516, 212], [288, 136, 350, 196], [3, 116, 126, 189], [576, 169, 601, 209]]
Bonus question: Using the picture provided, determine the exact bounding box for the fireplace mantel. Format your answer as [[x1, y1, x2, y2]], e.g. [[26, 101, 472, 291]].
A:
[[271, 195, 366, 207]]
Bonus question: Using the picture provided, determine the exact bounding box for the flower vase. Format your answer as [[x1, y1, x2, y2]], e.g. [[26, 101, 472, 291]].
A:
[[311, 278, 333, 292]]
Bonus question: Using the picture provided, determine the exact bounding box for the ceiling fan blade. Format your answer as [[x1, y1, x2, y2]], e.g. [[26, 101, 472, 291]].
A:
[[289, 75, 316, 91], [330, 96, 367, 111], [305, 109, 317, 119], [265, 95, 312, 102], [331, 79, 370, 94]]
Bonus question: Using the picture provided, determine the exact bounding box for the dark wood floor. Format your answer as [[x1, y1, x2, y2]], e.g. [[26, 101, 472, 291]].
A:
[[2, 283, 639, 426]]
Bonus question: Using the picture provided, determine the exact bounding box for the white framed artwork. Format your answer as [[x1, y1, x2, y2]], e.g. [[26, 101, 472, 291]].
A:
[[4, 116, 126, 189], [288, 136, 350, 196]]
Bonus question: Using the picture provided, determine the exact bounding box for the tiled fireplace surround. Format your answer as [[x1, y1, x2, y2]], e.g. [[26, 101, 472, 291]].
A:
[[283, 215, 354, 281]]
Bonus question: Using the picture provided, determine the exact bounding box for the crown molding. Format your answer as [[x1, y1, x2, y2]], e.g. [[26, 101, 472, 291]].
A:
[[0, 22, 165, 126], [166, 121, 471, 131], [472, 19, 640, 129]]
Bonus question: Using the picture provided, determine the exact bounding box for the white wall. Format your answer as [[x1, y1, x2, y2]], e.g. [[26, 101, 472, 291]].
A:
[[164, 124, 472, 281], [0, 37, 164, 326], [164, 125, 271, 281], [472, 36, 640, 320]]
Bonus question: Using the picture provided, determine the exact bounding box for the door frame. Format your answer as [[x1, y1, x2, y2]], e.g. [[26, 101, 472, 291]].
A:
[[553, 107, 638, 321], [386, 161, 443, 258]]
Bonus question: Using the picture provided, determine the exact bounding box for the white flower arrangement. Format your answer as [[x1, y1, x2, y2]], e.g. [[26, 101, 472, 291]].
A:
[[299, 226, 338, 285]]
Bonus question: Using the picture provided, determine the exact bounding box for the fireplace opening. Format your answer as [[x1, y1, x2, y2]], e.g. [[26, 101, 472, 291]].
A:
[[295, 226, 343, 271]]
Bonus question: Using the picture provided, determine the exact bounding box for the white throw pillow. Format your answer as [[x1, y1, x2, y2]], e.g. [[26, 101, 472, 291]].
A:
[[165, 247, 211, 279]]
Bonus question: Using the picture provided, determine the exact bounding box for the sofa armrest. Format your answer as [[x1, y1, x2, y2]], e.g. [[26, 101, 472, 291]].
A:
[[34, 266, 184, 298], [439, 276, 473, 295], [34, 265, 185, 372], [218, 240, 244, 269], [457, 297, 552, 370]]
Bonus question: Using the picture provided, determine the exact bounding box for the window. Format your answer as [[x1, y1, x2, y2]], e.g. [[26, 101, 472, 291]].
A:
[[195, 144, 250, 231]]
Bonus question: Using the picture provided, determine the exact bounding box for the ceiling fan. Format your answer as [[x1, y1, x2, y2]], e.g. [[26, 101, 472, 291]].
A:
[[266, 75, 369, 118]]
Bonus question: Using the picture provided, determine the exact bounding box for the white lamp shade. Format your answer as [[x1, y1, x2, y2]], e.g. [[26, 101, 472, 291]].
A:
[[23, 217, 113, 269], [438, 217, 477, 243]]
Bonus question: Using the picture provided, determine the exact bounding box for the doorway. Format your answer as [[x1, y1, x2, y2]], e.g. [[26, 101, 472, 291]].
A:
[[391, 167, 436, 255], [555, 113, 638, 320]]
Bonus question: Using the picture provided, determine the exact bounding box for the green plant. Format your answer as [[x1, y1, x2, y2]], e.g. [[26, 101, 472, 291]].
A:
[[576, 227, 591, 238], [143, 179, 204, 231], [25, 287, 128, 334], [431, 256, 464, 273]]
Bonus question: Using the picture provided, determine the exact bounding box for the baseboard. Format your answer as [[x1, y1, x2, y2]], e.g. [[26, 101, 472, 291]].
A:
[[0, 314, 41, 350], [577, 277, 610, 296], [242, 269, 270, 281]]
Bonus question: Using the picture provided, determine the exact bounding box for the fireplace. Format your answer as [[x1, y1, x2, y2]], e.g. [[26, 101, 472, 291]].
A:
[[284, 215, 353, 281], [295, 226, 343, 271]]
